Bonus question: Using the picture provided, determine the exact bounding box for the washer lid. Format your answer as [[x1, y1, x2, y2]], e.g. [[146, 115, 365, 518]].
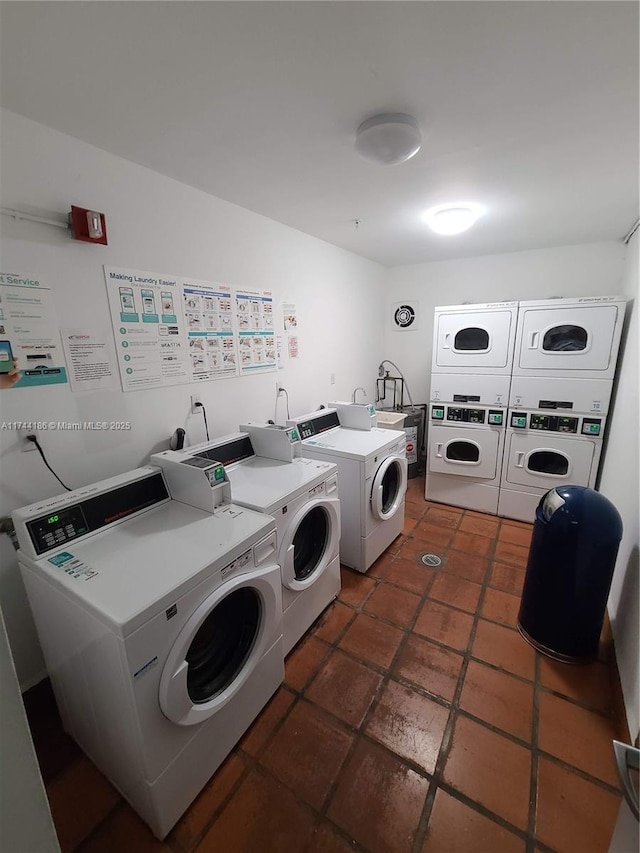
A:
[[227, 457, 337, 513], [21, 501, 275, 636], [303, 427, 406, 461]]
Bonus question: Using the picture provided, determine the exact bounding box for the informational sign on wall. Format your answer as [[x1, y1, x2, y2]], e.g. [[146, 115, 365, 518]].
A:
[[0, 271, 68, 389], [61, 329, 117, 393], [182, 278, 238, 381], [104, 266, 190, 392], [104, 267, 273, 391], [235, 290, 276, 374]]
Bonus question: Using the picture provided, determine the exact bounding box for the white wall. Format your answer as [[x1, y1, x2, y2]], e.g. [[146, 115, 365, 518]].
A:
[[0, 605, 59, 852], [382, 242, 626, 403], [0, 109, 386, 688], [599, 232, 639, 739]]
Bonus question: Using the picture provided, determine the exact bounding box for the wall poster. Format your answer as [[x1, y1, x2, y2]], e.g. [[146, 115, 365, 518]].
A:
[[235, 289, 276, 374], [0, 271, 68, 389], [104, 266, 190, 392], [182, 278, 238, 381]]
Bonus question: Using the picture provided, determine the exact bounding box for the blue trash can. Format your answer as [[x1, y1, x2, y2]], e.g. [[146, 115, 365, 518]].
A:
[[517, 485, 623, 663]]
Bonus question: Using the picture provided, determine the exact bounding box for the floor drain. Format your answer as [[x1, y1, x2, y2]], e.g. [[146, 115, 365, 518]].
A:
[[420, 553, 442, 568]]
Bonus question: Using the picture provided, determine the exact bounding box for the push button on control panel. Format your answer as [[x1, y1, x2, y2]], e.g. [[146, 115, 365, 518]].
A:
[[431, 406, 445, 420], [488, 410, 503, 426], [511, 414, 528, 429], [582, 419, 602, 436]]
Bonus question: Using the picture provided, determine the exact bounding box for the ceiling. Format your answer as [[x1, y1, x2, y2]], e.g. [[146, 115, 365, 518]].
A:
[[1, 2, 638, 267]]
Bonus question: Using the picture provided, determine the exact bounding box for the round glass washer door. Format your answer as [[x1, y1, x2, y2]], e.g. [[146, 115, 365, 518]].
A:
[[159, 568, 279, 726], [280, 497, 340, 591], [371, 455, 408, 521]]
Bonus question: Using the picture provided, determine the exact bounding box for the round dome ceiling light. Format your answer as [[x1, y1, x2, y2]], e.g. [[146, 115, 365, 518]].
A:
[[355, 113, 422, 166], [423, 202, 486, 235]]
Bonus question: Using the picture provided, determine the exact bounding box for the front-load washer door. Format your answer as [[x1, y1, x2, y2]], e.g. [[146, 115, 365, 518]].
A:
[[433, 308, 515, 373], [280, 497, 341, 591], [429, 426, 500, 480], [370, 455, 408, 521], [159, 563, 280, 726], [503, 433, 596, 490], [515, 305, 620, 376]]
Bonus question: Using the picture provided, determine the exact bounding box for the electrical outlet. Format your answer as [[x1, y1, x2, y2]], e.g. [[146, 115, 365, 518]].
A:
[[190, 394, 201, 414], [330, 373, 336, 385], [19, 427, 37, 452]]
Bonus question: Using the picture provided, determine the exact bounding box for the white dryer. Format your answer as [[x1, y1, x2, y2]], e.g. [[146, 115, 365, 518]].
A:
[[12, 467, 283, 840], [498, 410, 604, 522], [431, 302, 518, 376], [512, 296, 626, 380], [425, 402, 507, 514], [152, 426, 340, 656], [287, 409, 407, 573]]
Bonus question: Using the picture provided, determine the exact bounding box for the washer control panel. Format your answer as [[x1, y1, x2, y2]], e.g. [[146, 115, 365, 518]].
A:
[[529, 414, 579, 433], [447, 407, 485, 423], [432, 405, 504, 427], [509, 411, 602, 436]]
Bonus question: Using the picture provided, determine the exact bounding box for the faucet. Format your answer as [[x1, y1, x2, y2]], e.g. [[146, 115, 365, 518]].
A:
[[352, 386, 366, 403]]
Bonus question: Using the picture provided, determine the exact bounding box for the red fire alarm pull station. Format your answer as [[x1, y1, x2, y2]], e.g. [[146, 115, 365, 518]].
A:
[[69, 205, 108, 245]]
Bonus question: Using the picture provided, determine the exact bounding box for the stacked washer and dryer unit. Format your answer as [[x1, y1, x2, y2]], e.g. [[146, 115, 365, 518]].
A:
[[427, 301, 517, 514], [426, 297, 627, 522]]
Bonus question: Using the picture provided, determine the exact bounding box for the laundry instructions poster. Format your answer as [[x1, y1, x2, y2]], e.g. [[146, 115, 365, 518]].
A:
[[104, 267, 274, 392]]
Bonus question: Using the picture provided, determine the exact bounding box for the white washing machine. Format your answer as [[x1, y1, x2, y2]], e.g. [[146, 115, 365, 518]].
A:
[[425, 402, 507, 514], [12, 466, 283, 840], [512, 296, 626, 380], [498, 409, 605, 522], [152, 425, 340, 656], [287, 409, 407, 573], [431, 302, 519, 376]]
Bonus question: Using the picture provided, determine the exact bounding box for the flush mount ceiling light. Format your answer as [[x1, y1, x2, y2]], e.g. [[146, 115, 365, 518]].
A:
[[355, 113, 422, 166], [423, 202, 485, 235]]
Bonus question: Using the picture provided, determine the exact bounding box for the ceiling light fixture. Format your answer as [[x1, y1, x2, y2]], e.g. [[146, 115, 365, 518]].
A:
[[355, 113, 422, 166], [423, 202, 485, 235]]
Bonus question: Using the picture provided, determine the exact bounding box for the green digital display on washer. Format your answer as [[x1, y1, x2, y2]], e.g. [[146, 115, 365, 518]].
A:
[[488, 412, 503, 425], [432, 407, 444, 420], [512, 415, 527, 428]]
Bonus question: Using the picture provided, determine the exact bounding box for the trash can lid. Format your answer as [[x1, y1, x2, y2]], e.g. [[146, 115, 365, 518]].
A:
[[539, 486, 623, 540]]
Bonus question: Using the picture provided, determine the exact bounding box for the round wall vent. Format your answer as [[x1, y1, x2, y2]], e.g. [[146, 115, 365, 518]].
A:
[[392, 302, 418, 331]]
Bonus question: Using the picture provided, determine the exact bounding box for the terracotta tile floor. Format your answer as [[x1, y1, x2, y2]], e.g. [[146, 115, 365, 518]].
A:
[[24, 476, 629, 853]]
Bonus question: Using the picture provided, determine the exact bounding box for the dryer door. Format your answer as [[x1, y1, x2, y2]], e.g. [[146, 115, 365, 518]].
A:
[[429, 426, 500, 480], [434, 308, 515, 373], [280, 495, 341, 591], [516, 304, 620, 376], [370, 455, 408, 521], [504, 433, 596, 490], [159, 562, 280, 726]]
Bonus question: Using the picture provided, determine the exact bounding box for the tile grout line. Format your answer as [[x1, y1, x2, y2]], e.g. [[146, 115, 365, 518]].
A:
[[411, 509, 506, 852], [526, 651, 542, 853], [313, 499, 449, 851]]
